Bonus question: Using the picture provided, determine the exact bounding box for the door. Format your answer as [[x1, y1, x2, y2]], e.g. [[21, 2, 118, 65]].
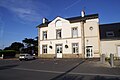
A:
[[86, 46, 93, 58], [117, 46, 120, 57], [56, 44, 62, 58]]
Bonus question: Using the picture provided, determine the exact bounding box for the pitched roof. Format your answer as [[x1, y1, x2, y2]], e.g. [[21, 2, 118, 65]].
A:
[[100, 22, 120, 40], [66, 14, 98, 23], [37, 14, 98, 28]]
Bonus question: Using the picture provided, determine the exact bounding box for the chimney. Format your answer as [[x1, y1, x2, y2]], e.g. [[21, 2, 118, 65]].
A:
[[81, 10, 85, 17], [42, 18, 48, 24]]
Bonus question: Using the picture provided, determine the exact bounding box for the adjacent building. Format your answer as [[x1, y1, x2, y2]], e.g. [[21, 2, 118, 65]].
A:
[[37, 12, 100, 58], [100, 23, 120, 58]]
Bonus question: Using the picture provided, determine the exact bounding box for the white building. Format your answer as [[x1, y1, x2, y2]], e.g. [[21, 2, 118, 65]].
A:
[[37, 12, 100, 58], [100, 23, 120, 58]]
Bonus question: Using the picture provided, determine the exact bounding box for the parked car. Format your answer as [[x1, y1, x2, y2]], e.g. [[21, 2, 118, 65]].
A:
[[19, 53, 35, 61]]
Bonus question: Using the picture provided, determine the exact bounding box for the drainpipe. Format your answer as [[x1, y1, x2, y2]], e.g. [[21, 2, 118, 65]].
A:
[[38, 27, 40, 58], [81, 21, 85, 58], [81, 10, 85, 58]]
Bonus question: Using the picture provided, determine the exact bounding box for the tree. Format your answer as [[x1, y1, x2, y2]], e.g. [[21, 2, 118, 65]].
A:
[[22, 38, 34, 47], [4, 42, 24, 52], [10, 42, 24, 51], [22, 37, 38, 55]]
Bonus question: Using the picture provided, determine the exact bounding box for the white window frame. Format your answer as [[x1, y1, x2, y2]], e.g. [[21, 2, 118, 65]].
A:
[[42, 45, 47, 54], [72, 27, 78, 38], [56, 29, 62, 39], [43, 31, 47, 40], [106, 31, 114, 37], [72, 43, 79, 54]]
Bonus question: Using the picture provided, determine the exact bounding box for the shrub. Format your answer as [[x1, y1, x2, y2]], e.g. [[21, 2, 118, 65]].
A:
[[0, 50, 17, 58]]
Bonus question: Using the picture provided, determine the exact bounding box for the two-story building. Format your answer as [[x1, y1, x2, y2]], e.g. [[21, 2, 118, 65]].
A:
[[37, 11, 100, 58]]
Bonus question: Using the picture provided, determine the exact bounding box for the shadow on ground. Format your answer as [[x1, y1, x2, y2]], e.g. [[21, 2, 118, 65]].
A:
[[0, 65, 18, 70], [50, 75, 120, 80], [92, 76, 120, 80], [50, 58, 120, 80], [50, 59, 86, 80]]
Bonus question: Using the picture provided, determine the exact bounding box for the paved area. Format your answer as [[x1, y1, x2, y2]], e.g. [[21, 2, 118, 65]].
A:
[[0, 58, 120, 80], [114, 60, 120, 67]]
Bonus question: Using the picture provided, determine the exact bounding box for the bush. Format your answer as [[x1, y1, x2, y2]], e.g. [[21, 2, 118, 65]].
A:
[[0, 50, 17, 58]]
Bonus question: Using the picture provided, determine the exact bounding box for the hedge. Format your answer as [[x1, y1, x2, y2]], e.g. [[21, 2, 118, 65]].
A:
[[0, 50, 17, 58]]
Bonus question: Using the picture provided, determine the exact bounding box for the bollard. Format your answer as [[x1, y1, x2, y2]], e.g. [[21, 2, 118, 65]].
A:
[[100, 54, 105, 64], [110, 54, 114, 67]]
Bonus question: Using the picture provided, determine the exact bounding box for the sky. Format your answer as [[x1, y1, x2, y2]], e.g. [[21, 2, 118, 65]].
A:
[[0, 0, 120, 49]]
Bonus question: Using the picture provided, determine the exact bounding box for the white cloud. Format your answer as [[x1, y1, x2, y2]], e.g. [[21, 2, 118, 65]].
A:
[[0, 0, 51, 22]]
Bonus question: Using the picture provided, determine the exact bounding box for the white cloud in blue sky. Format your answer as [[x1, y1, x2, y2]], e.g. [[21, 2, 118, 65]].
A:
[[0, 0, 52, 48], [0, 0, 51, 22]]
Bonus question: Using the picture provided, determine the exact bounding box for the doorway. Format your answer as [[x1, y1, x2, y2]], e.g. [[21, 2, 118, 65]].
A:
[[86, 46, 93, 58], [56, 44, 62, 58]]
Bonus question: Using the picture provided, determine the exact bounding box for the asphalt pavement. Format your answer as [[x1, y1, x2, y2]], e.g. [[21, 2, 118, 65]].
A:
[[0, 58, 120, 80]]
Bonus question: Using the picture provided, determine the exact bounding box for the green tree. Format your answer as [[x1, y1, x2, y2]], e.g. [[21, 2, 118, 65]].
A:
[[4, 42, 24, 52], [22, 38, 34, 47], [22, 37, 38, 55]]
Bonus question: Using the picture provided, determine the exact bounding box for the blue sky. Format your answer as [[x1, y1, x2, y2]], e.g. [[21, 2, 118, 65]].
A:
[[0, 0, 120, 49]]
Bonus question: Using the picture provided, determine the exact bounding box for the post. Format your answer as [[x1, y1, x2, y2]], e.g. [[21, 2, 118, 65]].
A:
[[100, 54, 105, 64], [110, 53, 114, 67]]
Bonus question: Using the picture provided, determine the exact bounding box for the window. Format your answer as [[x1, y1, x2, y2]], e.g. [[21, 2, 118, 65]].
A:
[[56, 29, 62, 39], [42, 45, 47, 53], [56, 20, 62, 27], [106, 31, 114, 37], [89, 26, 93, 31], [119, 29, 120, 32], [72, 27, 78, 37], [43, 31, 47, 40], [72, 43, 79, 53]]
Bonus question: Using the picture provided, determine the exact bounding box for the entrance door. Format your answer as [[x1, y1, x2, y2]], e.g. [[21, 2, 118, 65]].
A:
[[86, 46, 93, 58], [56, 44, 62, 58]]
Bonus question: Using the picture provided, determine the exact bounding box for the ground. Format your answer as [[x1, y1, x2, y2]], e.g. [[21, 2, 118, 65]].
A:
[[0, 58, 120, 80]]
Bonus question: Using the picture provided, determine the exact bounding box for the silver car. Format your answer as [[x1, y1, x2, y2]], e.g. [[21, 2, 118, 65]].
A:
[[19, 53, 35, 61]]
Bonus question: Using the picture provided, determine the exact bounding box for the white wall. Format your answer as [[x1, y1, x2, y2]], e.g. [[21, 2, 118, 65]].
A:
[[101, 40, 120, 57], [40, 39, 82, 54], [39, 16, 100, 57], [84, 19, 100, 57], [39, 17, 82, 55]]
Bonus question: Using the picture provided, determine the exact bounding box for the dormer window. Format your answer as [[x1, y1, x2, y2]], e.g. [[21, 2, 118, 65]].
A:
[[106, 31, 114, 37], [56, 20, 62, 27]]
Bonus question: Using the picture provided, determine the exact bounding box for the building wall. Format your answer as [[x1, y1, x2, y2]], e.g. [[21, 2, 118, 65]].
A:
[[39, 39, 82, 54], [39, 17, 82, 58], [101, 40, 120, 57], [38, 17, 100, 58], [84, 19, 100, 58]]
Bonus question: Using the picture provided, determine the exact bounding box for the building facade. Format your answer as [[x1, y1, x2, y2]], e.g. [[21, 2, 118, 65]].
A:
[[37, 13, 100, 58], [100, 23, 120, 58]]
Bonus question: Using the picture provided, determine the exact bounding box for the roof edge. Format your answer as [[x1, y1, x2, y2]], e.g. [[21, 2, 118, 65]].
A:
[[37, 13, 99, 28]]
